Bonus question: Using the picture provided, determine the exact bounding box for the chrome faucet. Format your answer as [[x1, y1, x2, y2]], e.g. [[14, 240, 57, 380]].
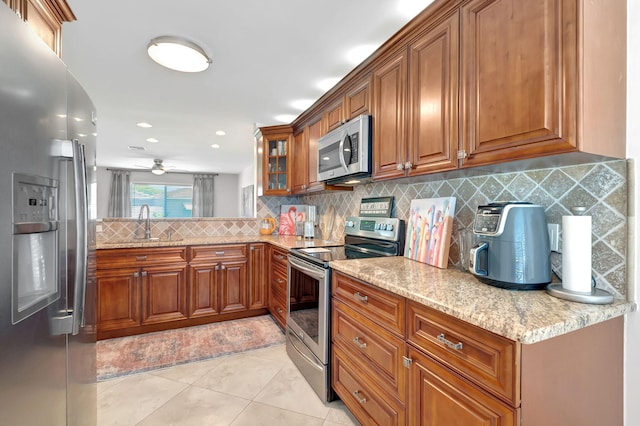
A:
[[138, 204, 151, 239]]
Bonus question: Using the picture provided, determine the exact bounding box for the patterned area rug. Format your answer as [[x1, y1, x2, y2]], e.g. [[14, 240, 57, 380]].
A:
[[97, 315, 285, 381]]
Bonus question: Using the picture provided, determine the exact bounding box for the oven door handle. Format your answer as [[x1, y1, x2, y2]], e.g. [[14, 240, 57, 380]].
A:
[[289, 256, 326, 281], [287, 330, 324, 372]]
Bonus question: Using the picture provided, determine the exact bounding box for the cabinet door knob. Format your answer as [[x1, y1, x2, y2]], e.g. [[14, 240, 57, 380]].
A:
[[353, 390, 367, 404], [141, 271, 147, 277], [396, 163, 404, 170], [353, 337, 367, 349], [221, 265, 226, 270], [133, 272, 139, 278], [437, 333, 463, 350], [404, 161, 413, 169], [353, 292, 368, 303]]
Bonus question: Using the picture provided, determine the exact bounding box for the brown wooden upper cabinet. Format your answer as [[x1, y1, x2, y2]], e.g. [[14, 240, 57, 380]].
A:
[[373, 11, 460, 180], [372, 49, 408, 180], [3, 0, 76, 56], [259, 125, 292, 196], [459, 0, 578, 167], [289, 0, 625, 184], [322, 75, 372, 135]]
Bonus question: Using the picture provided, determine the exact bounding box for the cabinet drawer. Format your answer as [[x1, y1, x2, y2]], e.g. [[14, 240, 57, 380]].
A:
[[271, 262, 288, 293], [332, 271, 405, 337], [407, 300, 520, 405], [333, 299, 406, 402], [333, 345, 405, 426], [188, 244, 247, 263], [97, 247, 187, 268], [270, 247, 288, 269], [270, 285, 287, 328]]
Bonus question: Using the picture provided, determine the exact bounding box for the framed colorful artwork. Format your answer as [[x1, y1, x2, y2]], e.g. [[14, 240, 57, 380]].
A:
[[279, 204, 308, 235], [404, 197, 456, 268]]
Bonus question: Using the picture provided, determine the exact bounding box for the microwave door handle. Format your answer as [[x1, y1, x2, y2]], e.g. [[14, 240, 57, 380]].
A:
[[338, 130, 349, 172]]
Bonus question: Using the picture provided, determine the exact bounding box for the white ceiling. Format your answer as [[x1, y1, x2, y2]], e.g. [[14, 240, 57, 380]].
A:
[[61, 1, 431, 174]]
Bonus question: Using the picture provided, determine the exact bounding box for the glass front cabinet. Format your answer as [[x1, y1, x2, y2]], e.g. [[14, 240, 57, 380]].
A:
[[258, 125, 292, 196]]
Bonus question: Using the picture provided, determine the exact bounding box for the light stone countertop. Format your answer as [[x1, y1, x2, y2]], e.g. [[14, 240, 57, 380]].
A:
[[96, 235, 342, 251], [328, 256, 636, 345]]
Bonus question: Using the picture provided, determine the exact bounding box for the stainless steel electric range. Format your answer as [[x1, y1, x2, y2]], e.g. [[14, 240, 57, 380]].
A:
[[286, 216, 405, 402]]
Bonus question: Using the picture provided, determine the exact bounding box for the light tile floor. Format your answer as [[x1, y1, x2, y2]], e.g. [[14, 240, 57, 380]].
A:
[[98, 344, 360, 426]]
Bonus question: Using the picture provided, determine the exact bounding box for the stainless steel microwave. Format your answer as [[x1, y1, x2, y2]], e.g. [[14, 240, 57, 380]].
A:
[[317, 114, 371, 184]]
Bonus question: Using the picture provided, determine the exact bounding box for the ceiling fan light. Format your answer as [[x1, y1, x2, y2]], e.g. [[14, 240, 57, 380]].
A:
[[147, 36, 211, 73], [151, 159, 166, 175]]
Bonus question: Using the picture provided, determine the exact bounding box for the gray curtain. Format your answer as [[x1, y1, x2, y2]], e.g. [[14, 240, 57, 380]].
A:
[[193, 174, 215, 217], [107, 170, 131, 217]]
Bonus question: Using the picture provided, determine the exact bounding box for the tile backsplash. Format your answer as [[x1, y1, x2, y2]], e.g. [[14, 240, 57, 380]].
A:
[[99, 159, 628, 298]]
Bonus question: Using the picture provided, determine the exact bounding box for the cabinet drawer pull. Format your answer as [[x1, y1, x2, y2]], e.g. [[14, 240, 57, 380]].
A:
[[277, 278, 284, 284], [353, 337, 367, 349], [276, 307, 284, 314], [136, 255, 147, 261], [353, 292, 368, 303], [353, 390, 367, 404], [276, 254, 285, 260], [438, 333, 463, 350], [215, 251, 225, 255]]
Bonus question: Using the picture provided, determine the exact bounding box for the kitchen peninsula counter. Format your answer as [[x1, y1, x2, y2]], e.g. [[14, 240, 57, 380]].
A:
[[329, 256, 636, 344], [96, 235, 341, 251]]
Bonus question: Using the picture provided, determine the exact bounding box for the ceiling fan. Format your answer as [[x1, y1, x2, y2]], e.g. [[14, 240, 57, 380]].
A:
[[134, 159, 177, 175]]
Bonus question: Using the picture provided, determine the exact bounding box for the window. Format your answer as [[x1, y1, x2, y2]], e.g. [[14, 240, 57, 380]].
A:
[[130, 183, 193, 218]]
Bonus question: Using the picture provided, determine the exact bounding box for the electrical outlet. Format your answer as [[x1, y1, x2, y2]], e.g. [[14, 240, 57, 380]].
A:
[[548, 223, 560, 252]]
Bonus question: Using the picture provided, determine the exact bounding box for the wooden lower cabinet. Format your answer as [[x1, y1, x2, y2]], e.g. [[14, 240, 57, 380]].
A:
[[333, 345, 406, 426], [96, 266, 140, 331], [406, 346, 517, 425], [248, 243, 268, 310], [141, 263, 188, 325], [97, 243, 268, 339], [268, 246, 289, 330]]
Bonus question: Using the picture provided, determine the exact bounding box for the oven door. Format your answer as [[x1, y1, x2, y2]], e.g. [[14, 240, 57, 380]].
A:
[[287, 255, 329, 364]]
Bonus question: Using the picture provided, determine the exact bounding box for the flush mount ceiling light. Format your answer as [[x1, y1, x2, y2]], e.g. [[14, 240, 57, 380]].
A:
[[151, 159, 166, 175], [147, 36, 212, 73]]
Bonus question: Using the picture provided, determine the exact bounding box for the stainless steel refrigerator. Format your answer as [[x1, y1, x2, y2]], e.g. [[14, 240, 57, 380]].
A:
[[0, 4, 97, 425]]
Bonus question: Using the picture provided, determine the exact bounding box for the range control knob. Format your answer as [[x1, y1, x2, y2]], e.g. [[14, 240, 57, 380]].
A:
[[386, 224, 394, 231], [345, 220, 355, 228]]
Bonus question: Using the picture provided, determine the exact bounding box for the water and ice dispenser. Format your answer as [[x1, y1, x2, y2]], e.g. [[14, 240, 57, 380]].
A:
[[12, 173, 59, 324]]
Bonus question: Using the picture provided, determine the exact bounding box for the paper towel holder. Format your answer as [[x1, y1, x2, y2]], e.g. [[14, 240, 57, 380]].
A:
[[546, 206, 614, 304]]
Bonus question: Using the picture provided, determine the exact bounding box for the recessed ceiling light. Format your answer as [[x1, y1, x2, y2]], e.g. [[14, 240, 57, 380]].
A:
[[211, 144, 220, 149], [215, 130, 226, 136], [346, 44, 378, 65], [147, 36, 212, 73], [274, 114, 296, 123], [291, 99, 314, 110], [146, 138, 159, 143], [398, 0, 435, 18], [316, 77, 340, 92], [137, 122, 152, 128]]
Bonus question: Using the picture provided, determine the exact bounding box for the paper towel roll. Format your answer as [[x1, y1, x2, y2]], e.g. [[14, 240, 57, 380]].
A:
[[562, 215, 592, 293]]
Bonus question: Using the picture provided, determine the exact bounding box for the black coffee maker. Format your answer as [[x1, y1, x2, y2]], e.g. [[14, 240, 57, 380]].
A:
[[469, 202, 551, 290]]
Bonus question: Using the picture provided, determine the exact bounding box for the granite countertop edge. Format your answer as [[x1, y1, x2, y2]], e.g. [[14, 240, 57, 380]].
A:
[[328, 257, 636, 345], [96, 235, 342, 251]]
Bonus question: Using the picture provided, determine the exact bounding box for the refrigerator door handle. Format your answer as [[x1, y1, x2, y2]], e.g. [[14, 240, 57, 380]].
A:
[[71, 140, 88, 336]]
